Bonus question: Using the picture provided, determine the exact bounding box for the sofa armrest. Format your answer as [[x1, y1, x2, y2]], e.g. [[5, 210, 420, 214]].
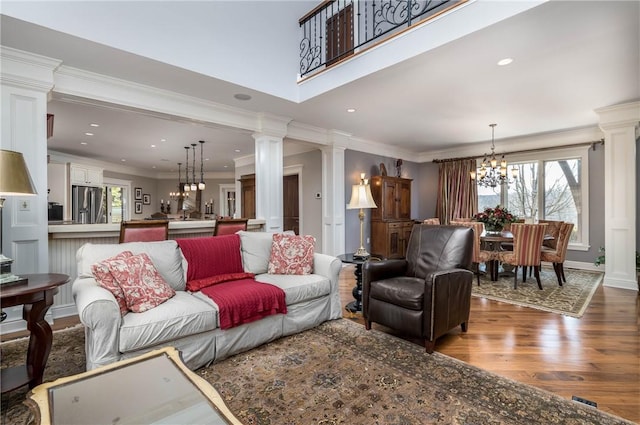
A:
[[72, 277, 122, 370], [313, 253, 342, 319]]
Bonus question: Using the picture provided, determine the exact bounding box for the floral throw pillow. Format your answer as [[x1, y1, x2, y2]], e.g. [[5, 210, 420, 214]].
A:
[[91, 251, 134, 316], [109, 253, 175, 313], [268, 234, 315, 275]]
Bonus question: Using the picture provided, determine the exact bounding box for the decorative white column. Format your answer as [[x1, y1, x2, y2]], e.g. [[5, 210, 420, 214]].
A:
[[252, 114, 289, 233], [321, 132, 348, 256], [1, 47, 59, 331], [596, 101, 639, 291]]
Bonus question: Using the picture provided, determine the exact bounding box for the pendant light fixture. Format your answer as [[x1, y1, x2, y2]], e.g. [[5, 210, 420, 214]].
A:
[[470, 123, 518, 188], [183, 146, 191, 192], [198, 140, 206, 190], [190, 143, 197, 191]]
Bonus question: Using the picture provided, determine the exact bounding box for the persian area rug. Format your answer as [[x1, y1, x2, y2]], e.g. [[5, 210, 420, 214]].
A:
[[1, 320, 632, 425], [472, 267, 603, 318]]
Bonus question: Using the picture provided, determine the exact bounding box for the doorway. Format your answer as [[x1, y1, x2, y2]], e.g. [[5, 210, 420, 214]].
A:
[[283, 174, 299, 234]]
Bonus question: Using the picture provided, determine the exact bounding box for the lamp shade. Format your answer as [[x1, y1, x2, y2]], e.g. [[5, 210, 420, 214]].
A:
[[0, 149, 37, 196], [347, 183, 377, 209]]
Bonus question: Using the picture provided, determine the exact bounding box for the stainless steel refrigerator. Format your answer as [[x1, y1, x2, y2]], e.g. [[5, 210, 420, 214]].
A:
[[72, 185, 106, 224]]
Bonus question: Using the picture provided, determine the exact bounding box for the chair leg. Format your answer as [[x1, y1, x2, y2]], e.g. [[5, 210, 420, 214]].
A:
[[522, 265, 527, 283], [425, 339, 435, 354], [560, 263, 567, 283], [534, 266, 543, 290], [513, 266, 519, 289], [365, 320, 372, 330], [552, 263, 562, 286], [461, 321, 468, 332]]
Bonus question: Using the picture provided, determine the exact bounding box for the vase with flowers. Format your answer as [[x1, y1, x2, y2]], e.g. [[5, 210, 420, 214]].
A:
[[474, 205, 517, 234]]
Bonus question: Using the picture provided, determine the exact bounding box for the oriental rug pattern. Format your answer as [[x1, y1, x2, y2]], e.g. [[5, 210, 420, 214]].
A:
[[1, 319, 631, 425], [472, 267, 603, 318]]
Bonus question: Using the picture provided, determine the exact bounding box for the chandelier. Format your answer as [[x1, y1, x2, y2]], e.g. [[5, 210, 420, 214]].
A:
[[470, 123, 518, 188], [198, 140, 206, 190], [169, 162, 189, 201]]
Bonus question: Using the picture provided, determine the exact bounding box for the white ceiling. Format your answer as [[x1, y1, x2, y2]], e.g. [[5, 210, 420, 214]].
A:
[[1, 1, 638, 175]]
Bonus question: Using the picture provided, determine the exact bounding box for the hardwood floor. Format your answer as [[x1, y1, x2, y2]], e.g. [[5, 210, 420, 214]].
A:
[[340, 264, 640, 423], [3, 266, 638, 422]]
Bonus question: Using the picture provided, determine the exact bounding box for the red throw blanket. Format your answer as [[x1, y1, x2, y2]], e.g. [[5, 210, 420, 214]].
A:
[[200, 278, 287, 330]]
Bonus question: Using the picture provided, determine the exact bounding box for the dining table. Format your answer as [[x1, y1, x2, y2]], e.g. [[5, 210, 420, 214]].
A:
[[480, 230, 554, 281]]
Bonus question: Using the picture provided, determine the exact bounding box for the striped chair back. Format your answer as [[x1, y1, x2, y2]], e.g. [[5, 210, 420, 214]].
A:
[[423, 218, 440, 225], [554, 222, 574, 262], [511, 223, 548, 266], [539, 219, 564, 249]]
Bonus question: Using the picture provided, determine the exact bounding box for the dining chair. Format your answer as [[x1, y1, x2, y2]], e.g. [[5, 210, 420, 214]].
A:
[[213, 218, 249, 236], [423, 218, 440, 225], [450, 220, 494, 285], [540, 222, 574, 286], [497, 223, 548, 289], [538, 219, 564, 249], [119, 220, 169, 243]]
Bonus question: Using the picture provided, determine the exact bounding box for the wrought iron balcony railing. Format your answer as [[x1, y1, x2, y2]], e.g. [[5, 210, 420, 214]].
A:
[[299, 0, 464, 79]]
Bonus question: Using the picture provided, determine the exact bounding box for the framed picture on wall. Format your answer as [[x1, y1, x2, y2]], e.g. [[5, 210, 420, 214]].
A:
[[143, 194, 151, 205], [135, 187, 142, 200], [135, 201, 143, 214]]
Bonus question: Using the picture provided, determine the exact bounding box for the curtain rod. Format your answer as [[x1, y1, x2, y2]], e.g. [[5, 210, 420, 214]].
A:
[[432, 139, 604, 163]]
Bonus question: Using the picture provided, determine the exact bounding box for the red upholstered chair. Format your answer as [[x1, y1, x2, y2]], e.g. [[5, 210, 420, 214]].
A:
[[119, 220, 169, 243], [213, 218, 249, 236], [450, 220, 494, 285], [541, 222, 574, 286], [497, 223, 548, 289], [422, 218, 440, 225]]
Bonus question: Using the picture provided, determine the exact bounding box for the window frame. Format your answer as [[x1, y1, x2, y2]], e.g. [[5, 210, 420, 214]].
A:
[[476, 145, 590, 251], [103, 177, 132, 224]]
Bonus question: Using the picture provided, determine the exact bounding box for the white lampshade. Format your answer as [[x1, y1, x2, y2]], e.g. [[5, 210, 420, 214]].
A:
[[347, 183, 377, 210]]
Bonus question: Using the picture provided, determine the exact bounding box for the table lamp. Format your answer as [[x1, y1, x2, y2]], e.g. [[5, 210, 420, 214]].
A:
[[347, 173, 377, 258], [0, 149, 37, 284]]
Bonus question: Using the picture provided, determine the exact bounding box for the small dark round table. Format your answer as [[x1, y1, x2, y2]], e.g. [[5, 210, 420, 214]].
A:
[[338, 253, 383, 314], [0, 273, 69, 394]]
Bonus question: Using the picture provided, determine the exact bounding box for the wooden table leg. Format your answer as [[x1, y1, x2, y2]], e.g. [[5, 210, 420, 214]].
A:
[[23, 291, 55, 388]]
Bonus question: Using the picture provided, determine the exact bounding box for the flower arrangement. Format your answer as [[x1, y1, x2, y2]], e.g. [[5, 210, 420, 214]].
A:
[[474, 205, 517, 232]]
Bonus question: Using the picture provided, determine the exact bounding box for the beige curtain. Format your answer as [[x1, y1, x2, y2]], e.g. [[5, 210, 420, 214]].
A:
[[436, 159, 477, 224]]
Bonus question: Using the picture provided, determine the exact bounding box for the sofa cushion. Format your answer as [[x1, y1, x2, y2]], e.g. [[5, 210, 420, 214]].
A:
[[119, 291, 218, 353], [91, 250, 133, 316], [268, 234, 315, 275], [109, 253, 176, 313], [176, 235, 243, 282], [255, 273, 331, 305], [238, 230, 295, 274], [77, 240, 186, 291]]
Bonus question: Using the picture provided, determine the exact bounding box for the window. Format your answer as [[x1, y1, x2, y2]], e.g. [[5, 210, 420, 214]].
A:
[[103, 178, 131, 224], [475, 146, 589, 251]]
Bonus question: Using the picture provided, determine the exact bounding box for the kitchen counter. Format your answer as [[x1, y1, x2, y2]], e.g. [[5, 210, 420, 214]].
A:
[[48, 219, 265, 239]]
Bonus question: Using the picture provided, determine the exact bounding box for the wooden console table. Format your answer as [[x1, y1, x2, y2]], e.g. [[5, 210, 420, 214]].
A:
[[0, 273, 69, 394]]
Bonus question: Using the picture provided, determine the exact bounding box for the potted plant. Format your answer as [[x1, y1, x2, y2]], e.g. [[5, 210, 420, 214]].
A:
[[474, 205, 518, 234]]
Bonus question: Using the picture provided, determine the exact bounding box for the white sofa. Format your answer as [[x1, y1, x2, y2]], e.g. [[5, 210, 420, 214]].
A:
[[72, 231, 342, 370]]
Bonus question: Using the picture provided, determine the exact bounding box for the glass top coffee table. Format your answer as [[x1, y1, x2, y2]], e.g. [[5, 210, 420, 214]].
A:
[[26, 347, 243, 425]]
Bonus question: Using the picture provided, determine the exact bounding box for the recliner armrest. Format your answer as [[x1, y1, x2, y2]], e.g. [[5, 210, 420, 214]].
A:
[[363, 259, 408, 287]]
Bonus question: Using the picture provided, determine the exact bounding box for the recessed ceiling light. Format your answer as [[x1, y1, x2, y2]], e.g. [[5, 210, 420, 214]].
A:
[[160, 138, 166, 142], [151, 144, 156, 148], [121, 158, 126, 162], [152, 165, 156, 169], [497, 58, 513, 66], [84, 132, 94, 136], [234, 149, 241, 153], [89, 123, 99, 127], [80, 142, 88, 145], [347, 108, 356, 113], [224, 165, 228, 168], [234, 93, 252, 101]]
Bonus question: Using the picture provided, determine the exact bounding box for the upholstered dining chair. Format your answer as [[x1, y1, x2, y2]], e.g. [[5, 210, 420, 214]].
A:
[[422, 218, 440, 225], [540, 222, 574, 286], [362, 224, 474, 353], [497, 223, 548, 289], [450, 220, 494, 285], [538, 219, 564, 249], [119, 220, 169, 243], [213, 218, 249, 236]]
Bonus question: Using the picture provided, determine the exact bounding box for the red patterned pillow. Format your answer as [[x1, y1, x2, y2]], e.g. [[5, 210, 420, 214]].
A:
[[109, 253, 175, 313], [268, 234, 315, 275], [91, 251, 134, 316]]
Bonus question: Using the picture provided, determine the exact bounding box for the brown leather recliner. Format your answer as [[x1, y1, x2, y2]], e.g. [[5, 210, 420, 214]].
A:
[[363, 224, 474, 353]]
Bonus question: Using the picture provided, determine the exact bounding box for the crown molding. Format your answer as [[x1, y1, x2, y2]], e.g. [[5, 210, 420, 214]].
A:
[[0, 46, 61, 92]]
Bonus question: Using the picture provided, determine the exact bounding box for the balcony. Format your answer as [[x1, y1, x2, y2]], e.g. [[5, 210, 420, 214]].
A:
[[299, 0, 466, 79]]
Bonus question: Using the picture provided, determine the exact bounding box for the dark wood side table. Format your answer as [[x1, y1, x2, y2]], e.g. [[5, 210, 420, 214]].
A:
[[338, 253, 383, 314], [0, 273, 69, 394]]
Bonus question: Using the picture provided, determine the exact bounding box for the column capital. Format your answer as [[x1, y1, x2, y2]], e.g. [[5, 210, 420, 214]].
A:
[[253, 113, 291, 140], [595, 101, 640, 131], [0, 47, 60, 92]]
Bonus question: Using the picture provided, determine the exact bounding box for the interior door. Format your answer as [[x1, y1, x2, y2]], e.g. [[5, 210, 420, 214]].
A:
[[283, 174, 299, 234], [326, 4, 354, 66]]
